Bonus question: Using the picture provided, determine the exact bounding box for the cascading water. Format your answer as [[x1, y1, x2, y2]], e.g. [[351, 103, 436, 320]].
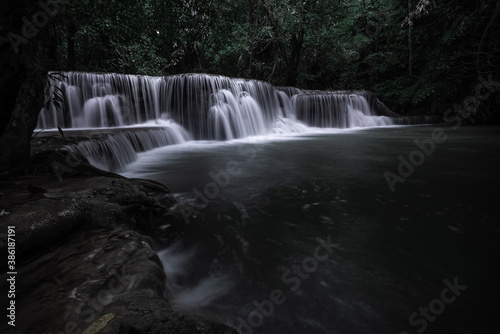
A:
[[64, 121, 192, 172], [37, 71, 397, 171], [292, 91, 393, 128]]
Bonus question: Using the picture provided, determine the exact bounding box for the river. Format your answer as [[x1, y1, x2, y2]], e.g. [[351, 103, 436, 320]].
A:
[[122, 125, 500, 334]]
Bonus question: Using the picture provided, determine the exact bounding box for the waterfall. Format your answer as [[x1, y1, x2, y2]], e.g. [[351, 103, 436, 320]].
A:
[[291, 91, 393, 128], [161, 74, 279, 139], [38, 71, 399, 171], [64, 121, 191, 172]]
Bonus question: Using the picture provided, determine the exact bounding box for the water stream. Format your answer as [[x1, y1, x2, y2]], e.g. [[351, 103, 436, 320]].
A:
[[35, 72, 499, 333]]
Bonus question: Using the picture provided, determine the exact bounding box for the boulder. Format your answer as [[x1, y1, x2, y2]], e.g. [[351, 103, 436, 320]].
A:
[[0, 151, 235, 334]]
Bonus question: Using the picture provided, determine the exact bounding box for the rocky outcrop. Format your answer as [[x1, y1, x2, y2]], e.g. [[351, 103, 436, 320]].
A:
[[0, 151, 236, 334]]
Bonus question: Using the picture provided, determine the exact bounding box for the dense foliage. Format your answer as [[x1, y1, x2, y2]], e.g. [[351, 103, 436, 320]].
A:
[[38, 0, 500, 114]]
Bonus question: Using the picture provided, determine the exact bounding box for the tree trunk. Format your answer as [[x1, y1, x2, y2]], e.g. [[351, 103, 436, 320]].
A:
[[0, 0, 53, 175], [245, 0, 257, 77], [408, 0, 413, 76], [67, 20, 76, 70], [285, 29, 304, 86], [0, 73, 48, 174]]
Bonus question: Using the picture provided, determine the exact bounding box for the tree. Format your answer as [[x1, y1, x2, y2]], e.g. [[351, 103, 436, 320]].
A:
[[52, 0, 168, 75], [0, 0, 55, 174], [381, 0, 500, 113]]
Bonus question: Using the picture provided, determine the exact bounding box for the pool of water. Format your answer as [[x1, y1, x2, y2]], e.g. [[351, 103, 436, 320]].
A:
[[122, 125, 500, 334]]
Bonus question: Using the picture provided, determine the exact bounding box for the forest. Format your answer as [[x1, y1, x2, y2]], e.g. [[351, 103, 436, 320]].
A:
[[3, 0, 500, 114], [1, 2, 500, 334], [1, 0, 498, 174]]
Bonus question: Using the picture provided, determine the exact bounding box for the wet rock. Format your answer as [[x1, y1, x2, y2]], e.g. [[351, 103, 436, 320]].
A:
[[0, 152, 236, 334]]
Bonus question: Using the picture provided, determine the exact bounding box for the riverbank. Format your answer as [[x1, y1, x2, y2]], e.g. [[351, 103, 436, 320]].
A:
[[0, 150, 236, 333]]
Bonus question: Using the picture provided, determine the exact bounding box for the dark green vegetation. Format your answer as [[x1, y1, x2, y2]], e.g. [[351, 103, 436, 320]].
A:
[[1, 0, 499, 173], [51, 0, 500, 113]]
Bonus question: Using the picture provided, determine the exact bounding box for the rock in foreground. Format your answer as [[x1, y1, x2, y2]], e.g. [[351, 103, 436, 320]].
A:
[[0, 151, 236, 334]]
